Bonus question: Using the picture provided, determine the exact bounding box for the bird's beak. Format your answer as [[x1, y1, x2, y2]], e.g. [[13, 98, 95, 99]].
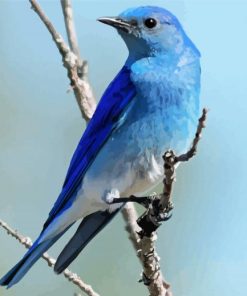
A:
[[97, 17, 135, 34]]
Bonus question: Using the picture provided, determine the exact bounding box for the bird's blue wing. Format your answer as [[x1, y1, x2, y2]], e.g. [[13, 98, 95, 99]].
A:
[[43, 66, 136, 229]]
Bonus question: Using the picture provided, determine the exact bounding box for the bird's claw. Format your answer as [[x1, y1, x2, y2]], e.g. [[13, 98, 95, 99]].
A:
[[157, 201, 174, 222], [158, 211, 172, 221]]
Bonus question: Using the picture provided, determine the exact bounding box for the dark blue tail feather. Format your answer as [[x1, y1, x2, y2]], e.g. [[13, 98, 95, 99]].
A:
[[54, 209, 120, 274]]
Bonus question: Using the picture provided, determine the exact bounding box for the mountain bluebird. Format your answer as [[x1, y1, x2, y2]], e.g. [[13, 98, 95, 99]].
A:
[[0, 6, 200, 287]]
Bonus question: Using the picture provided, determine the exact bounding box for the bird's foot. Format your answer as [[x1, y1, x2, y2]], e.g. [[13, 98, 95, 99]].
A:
[[137, 198, 174, 237], [107, 193, 174, 216], [156, 200, 174, 222]]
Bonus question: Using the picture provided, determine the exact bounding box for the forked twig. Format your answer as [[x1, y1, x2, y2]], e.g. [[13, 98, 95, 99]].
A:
[[137, 108, 207, 296], [160, 108, 208, 214], [60, 0, 89, 79], [30, 0, 96, 121]]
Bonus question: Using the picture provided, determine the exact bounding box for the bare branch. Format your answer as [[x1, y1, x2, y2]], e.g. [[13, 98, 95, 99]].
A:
[[60, 0, 81, 58], [135, 108, 207, 295], [120, 204, 172, 295], [0, 219, 100, 296], [121, 203, 141, 252], [29, 0, 96, 121], [60, 0, 89, 80], [158, 108, 208, 214], [139, 234, 171, 296], [175, 108, 208, 163]]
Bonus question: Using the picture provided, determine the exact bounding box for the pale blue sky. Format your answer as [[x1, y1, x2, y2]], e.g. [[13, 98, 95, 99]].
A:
[[0, 1, 247, 295]]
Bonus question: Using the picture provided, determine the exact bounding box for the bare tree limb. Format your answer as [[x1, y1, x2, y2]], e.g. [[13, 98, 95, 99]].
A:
[[121, 203, 141, 253], [29, 0, 96, 121], [60, 0, 89, 80], [159, 108, 208, 213], [60, 0, 81, 58], [139, 233, 171, 296], [175, 108, 208, 163], [0, 219, 100, 296], [136, 108, 207, 296]]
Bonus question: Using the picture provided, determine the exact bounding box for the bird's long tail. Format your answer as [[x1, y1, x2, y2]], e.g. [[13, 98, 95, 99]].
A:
[[0, 209, 120, 287], [0, 226, 70, 288], [54, 209, 120, 274]]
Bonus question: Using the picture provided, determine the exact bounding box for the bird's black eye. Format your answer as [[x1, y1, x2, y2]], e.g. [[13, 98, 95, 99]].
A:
[[144, 18, 157, 29]]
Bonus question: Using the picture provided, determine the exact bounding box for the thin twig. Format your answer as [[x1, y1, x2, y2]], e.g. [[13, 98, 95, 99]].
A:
[[135, 151, 174, 296], [136, 108, 207, 296], [175, 108, 208, 163], [60, 0, 89, 80], [139, 234, 171, 296], [121, 204, 141, 253], [159, 108, 208, 212], [60, 0, 81, 58], [0, 219, 100, 296], [29, 0, 96, 121]]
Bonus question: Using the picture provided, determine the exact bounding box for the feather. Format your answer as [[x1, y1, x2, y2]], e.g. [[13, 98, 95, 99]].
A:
[[54, 209, 120, 274], [0, 226, 70, 288], [43, 66, 136, 230]]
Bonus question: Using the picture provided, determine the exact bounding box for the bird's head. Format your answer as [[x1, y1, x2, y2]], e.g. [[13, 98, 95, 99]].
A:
[[98, 6, 200, 62]]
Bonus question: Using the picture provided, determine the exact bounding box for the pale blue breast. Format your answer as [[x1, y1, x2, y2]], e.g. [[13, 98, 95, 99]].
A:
[[126, 55, 200, 157]]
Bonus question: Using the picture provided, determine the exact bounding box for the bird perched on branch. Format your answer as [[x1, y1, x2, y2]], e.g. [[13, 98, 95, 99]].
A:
[[0, 6, 200, 287]]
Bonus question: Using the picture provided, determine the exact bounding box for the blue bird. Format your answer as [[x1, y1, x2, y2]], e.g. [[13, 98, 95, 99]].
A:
[[0, 6, 200, 288]]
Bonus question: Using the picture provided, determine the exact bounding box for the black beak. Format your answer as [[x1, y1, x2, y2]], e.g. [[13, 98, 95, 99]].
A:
[[97, 17, 134, 33]]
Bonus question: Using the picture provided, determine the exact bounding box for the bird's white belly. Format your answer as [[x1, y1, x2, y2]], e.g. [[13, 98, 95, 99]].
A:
[[73, 130, 171, 217], [73, 150, 163, 216]]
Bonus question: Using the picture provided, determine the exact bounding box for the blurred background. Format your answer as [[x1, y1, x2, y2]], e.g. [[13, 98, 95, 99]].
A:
[[0, 0, 246, 295]]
